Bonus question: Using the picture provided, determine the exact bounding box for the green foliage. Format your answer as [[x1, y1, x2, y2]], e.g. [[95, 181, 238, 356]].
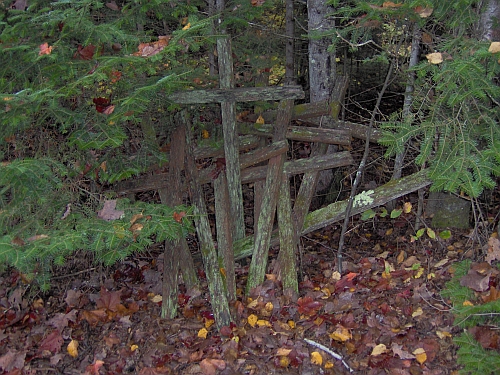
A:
[[0, 0, 217, 288], [454, 331, 500, 375], [331, 0, 500, 198], [441, 260, 500, 374]]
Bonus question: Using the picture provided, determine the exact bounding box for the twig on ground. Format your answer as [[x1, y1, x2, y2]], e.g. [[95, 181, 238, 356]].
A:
[[304, 338, 354, 373]]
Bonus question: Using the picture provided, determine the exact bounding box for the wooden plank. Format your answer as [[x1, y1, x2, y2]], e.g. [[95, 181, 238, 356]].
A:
[[246, 100, 293, 294], [217, 37, 245, 241], [233, 169, 433, 260], [184, 114, 231, 329], [239, 123, 351, 145], [243, 100, 333, 123], [168, 85, 305, 104]]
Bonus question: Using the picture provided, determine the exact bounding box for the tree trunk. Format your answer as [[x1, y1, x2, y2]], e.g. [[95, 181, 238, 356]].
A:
[[307, 0, 341, 197], [478, 0, 500, 41]]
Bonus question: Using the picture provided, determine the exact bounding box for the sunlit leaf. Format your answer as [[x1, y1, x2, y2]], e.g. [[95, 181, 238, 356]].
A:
[[310, 351, 323, 365]]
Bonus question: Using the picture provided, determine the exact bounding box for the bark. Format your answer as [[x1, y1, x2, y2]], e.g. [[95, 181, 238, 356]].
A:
[[478, 0, 500, 41]]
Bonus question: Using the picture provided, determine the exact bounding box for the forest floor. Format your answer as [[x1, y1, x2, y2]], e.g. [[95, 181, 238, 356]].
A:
[[0, 206, 486, 375]]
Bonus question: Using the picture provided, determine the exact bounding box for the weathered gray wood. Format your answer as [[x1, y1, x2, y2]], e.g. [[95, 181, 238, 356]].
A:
[[247, 100, 293, 294], [217, 37, 245, 241], [169, 85, 305, 104], [292, 77, 349, 238], [233, 169, 432, 260], [184, 114, 231, 329], [243, 100, 335, 123], [194, 135, 260, 159], [276, 170, 298, 299], [214, 171, 236, 300], [239, 123, 351, 145], [332, 121, 382, 142], [113, 135, 260, 195]]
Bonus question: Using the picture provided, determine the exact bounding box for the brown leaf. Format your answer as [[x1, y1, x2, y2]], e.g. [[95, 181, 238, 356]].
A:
[[75, 44, 96, 60], [96, 287, 122, 311], [97, 199, 124, 221], [0, 350, 26, 372], [11, 0, 28, 10], [81, 309, 108, 326], [105, 1, 120, 10], [38, 330, 64, 354], [173, 211, 186, 223], [199, 359, 226, 375], [486, 235, 500, 264]]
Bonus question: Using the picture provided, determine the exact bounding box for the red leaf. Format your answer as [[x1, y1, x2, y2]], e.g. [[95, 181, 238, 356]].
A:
[[75, 44, 95, 60], [38, 330, 63, 354], [93, 97, 111, 114], [297, 296, 323, 316]]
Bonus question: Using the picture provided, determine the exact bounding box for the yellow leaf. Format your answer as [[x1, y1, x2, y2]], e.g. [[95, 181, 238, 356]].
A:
[[182, 23, 191, 30], [202, 129, 210, 139], [385, 228, 393, 236], [488, 42, 500, 53], [67, 339, 79, 358], [463, 300, 474, 306], [396, 250, 406, 264], [256, 319, 271, 327], [310, 351, 323, 365], [287, 320, 296, 329], [279, 356, 290, 368], [414, 267, 424, 279], [205, 319, 215, 329], [265, 302, 273, 312], [371, 344, 387, 356], [436, 330, 452, 339], [150, 294, 162, 303], [277, 348, 292, 356], [413, 348, 427, 364], [248, 314, 258, 327], [426, 52, 443, 64], [403, 202, 412, 213], [255, 115, 265, 124], [383, 1, 402, 7], [426, 228, 436, 239], [130, 344, 138, 352], [198, 327, 209, 339], [100, 161, 107, 172], [324, 361, 334, 369], [412, 307, 424, 317], [329, 326, 352, 342]]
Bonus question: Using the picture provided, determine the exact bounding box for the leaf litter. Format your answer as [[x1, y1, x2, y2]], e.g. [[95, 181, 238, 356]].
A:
[[0, 217, 485, 375]]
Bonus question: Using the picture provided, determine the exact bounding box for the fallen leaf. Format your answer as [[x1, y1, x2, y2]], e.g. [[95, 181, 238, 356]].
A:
[[415, 6, 433, 18], [403, 202, 412, 213], [97, 200, 124, 221], [199, 358, 225, 375], [0, 350, 26, 372], [39, 43, 53, 56], [371, 343, 387, 356], [173, 211, 186, 223], [255, 114, 265, 124], [329, 325, 352, 342], [105, 1, 120, 10], [489, 42, 500, 54], [426, 52, 443, 64], [413, 348, 427, 364], [310, 351, 323, 365], [277, 348, 292, 356], [247, 314, 258, 327], [67, 339, 79, 358]]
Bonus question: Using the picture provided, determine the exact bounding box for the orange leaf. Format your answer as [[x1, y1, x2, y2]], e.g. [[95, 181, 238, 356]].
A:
[[39, 43, 53, 56], [173, 211, 186, 223]]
